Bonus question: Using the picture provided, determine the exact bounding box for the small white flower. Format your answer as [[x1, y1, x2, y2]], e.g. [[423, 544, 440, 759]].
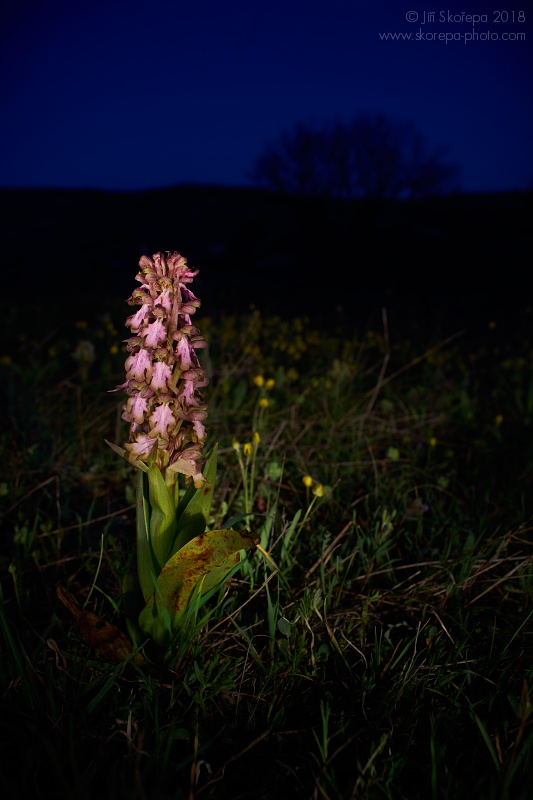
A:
[[125, 349, 152, 381], [125, 395, 149, 424], [150, 361, 172, 390], [149, 403, 176, 438], [144, 319, 166, 348]]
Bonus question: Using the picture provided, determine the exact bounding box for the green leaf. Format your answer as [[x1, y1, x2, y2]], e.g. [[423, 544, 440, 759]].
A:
[[147, 463, 178, 573], [122, 568, 146, 649], [138, 528, 259, 647], [136, 470, 156, 602], [104, 439, 148, 472], [172, 442, 218, 554]]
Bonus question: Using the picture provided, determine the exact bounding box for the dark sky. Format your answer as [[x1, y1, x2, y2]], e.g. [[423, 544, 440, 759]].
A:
[[1, 0, 532, 193]]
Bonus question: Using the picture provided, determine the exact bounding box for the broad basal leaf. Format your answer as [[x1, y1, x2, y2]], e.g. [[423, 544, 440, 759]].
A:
[[138, 528, 259, 646]]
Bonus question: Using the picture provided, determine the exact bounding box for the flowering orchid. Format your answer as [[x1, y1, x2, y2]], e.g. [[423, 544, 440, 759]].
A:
[[112, 250, 208, 490], [108, 250, 258, 657]]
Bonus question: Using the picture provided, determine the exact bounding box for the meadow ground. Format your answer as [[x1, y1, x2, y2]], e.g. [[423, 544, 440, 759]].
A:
[[0, 294, 532, 799]]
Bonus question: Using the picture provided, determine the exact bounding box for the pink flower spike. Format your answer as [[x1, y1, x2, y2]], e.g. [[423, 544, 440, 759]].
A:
[[144, 319, 166, 348], [150, 403, 176, 438], [113, 250, 210, 483], [125, 349, 152, 381], [151, 361, 172, 390]]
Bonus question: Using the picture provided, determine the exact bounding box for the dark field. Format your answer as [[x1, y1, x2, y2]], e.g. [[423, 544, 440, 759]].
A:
[[0, 186, 532, 799]]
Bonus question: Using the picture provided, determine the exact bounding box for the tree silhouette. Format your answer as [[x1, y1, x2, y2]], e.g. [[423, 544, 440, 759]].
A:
[[250, 114, 461, 200]]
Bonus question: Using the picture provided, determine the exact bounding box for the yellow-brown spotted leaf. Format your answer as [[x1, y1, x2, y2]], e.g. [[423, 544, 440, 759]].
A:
[[138, 529, 259, 646]]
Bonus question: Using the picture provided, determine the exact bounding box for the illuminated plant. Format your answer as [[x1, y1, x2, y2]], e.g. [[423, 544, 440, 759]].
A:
[[108, 250, 258, 656]]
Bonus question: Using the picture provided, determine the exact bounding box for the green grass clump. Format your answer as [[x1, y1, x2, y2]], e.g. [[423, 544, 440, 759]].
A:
[[1, 305, 532, 799]]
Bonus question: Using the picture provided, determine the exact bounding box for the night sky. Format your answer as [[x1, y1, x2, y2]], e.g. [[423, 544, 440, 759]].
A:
[[1, 0, 532, 194]]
